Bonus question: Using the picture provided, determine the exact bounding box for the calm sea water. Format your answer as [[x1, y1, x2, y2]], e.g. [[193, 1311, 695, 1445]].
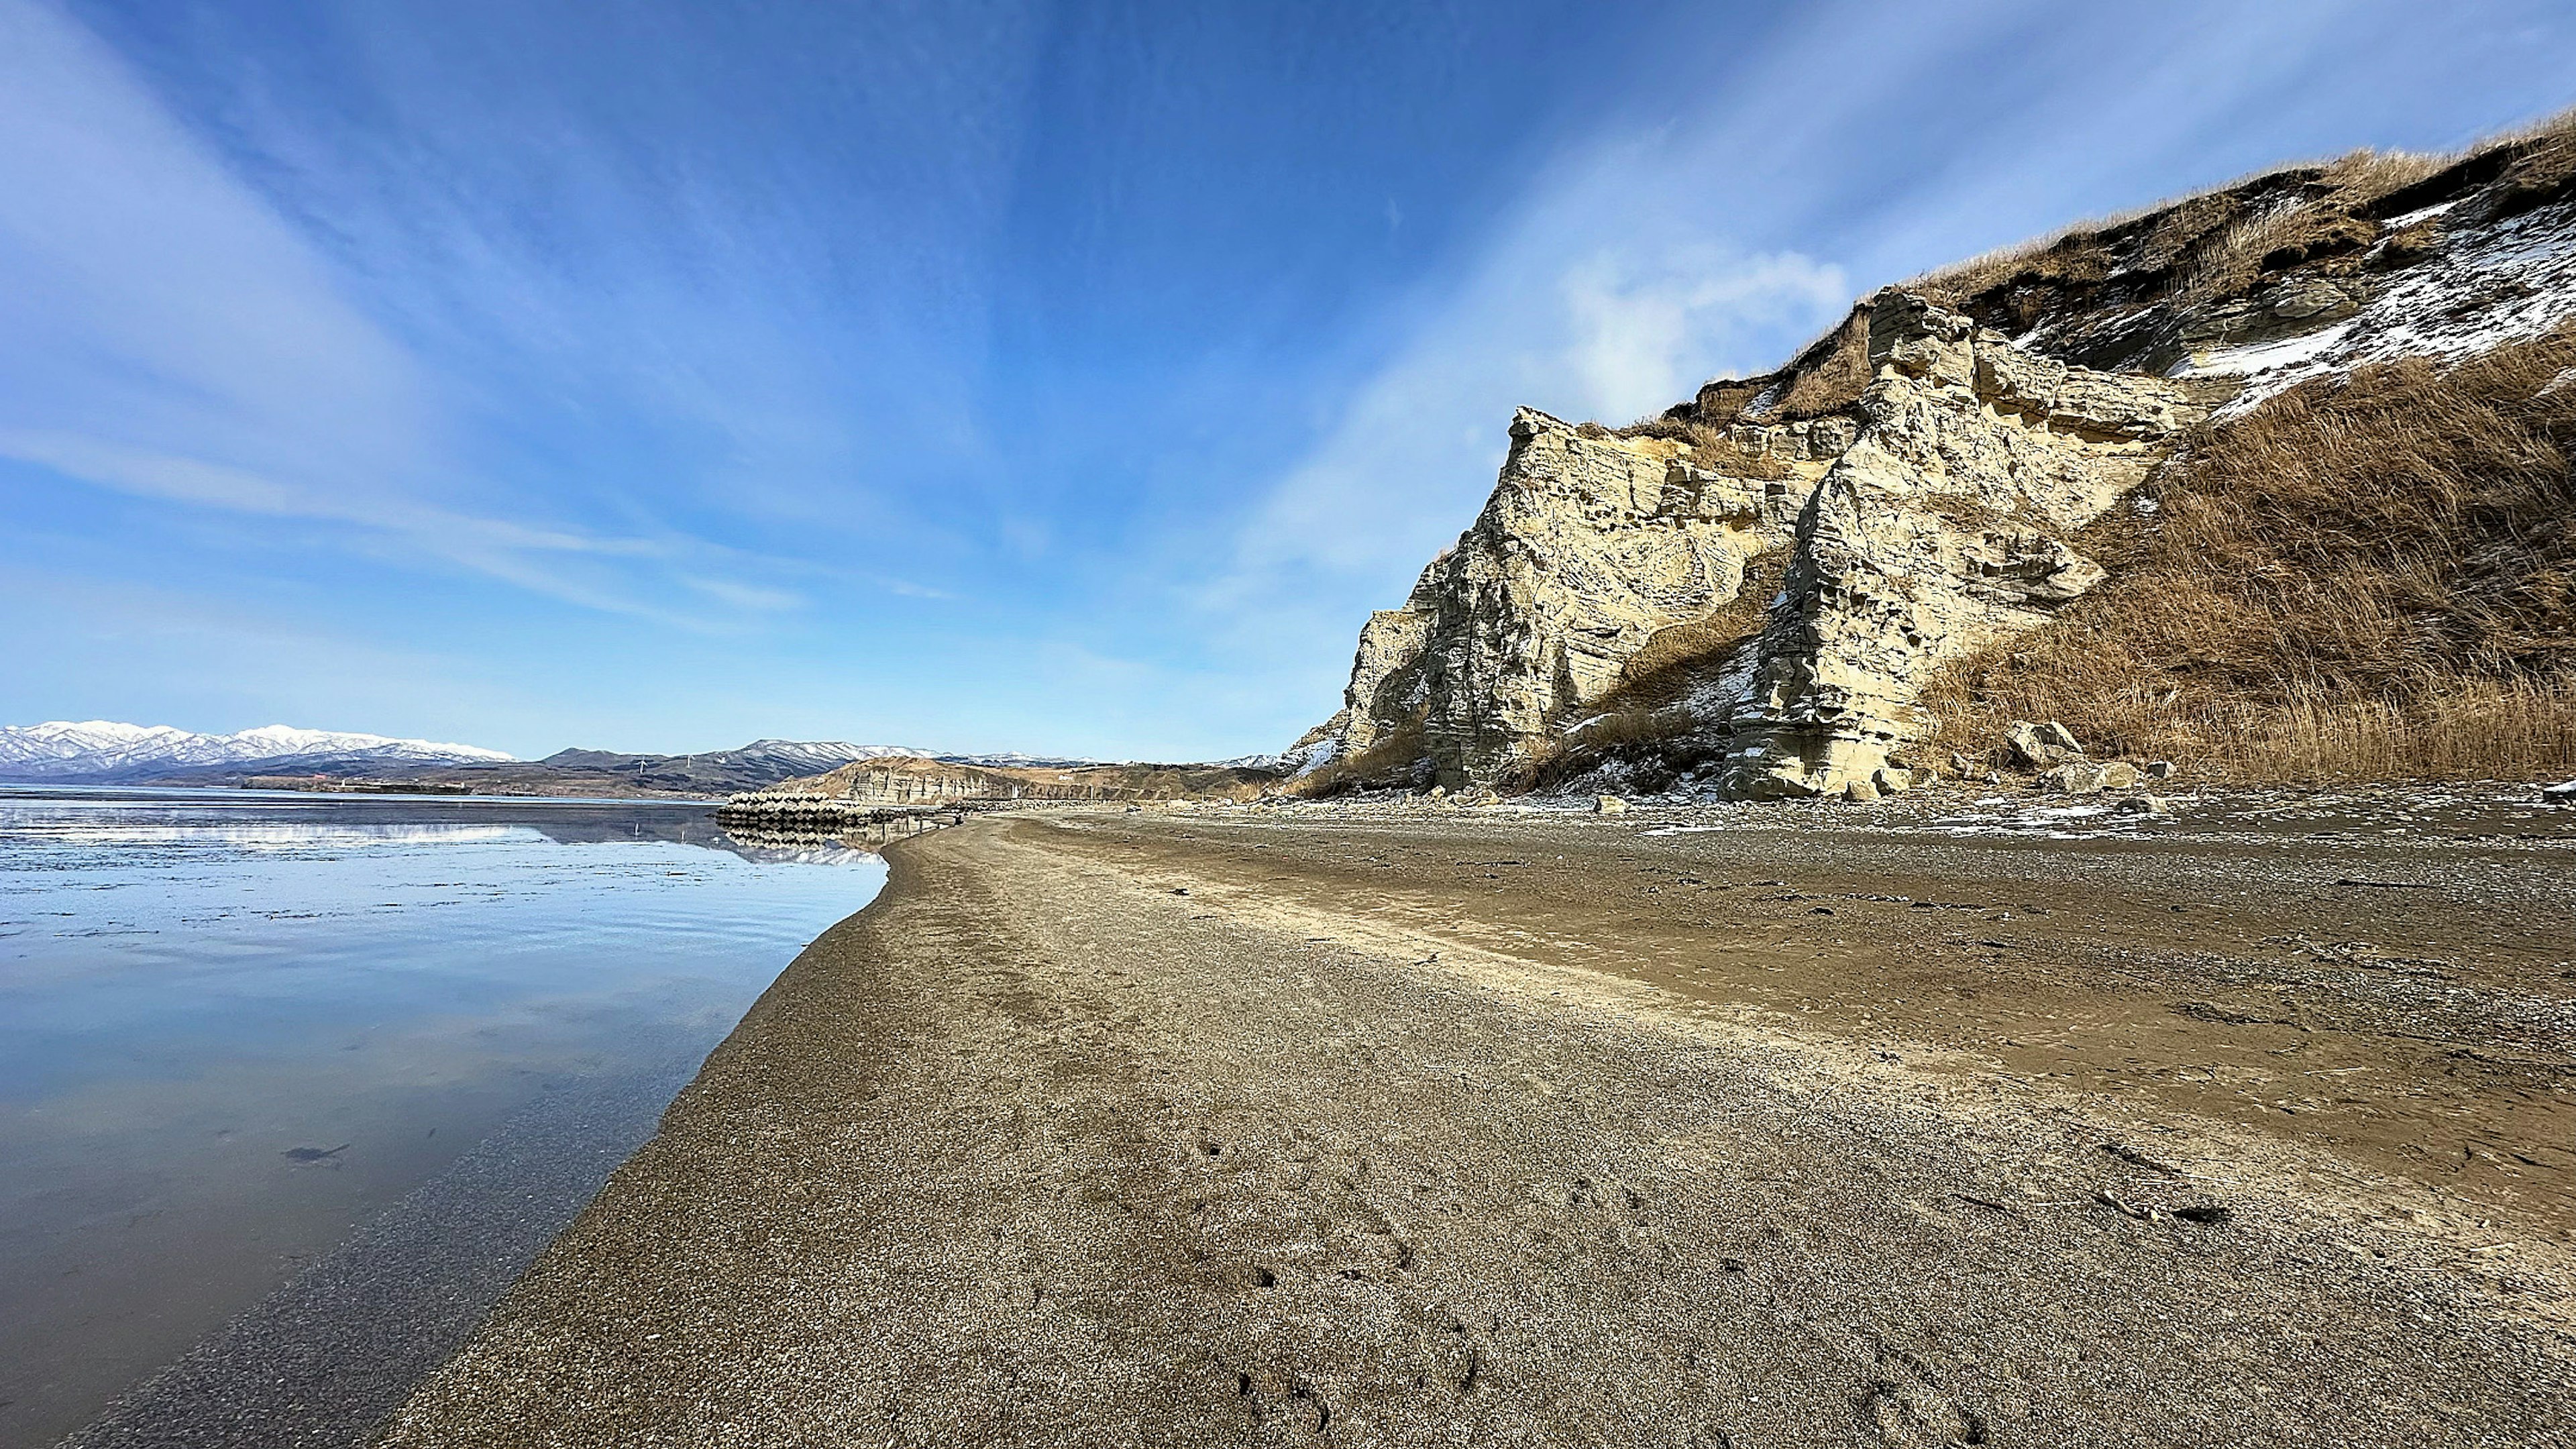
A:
[[0, 788, 888, 1448]]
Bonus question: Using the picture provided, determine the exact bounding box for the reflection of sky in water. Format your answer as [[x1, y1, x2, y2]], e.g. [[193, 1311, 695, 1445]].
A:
[[12, 820, 533, 849], [0, 790, 885, 1444]]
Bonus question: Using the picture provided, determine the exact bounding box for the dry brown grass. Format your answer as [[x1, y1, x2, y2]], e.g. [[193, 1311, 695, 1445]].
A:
[[1912, 145, 2451, 315], [2315, 147, 2453, 207], [2159, 681, 2576, 783], [1612, 415, 1696, 445], [2118, 193, 2241, 280], [2171, 149, 2440, 301], [1612, 416, 1797, 478], [1876, 106, 2576, 341], [1922, 328, 2576, 784], [1618, 549, 1788, 694], [1911, 232, 2121, 311], [1670, 308, 1872, 429], [2173, 201, 2372, 301], [1768, 309, 1873, 420], [2479, 103, 2576, 216]]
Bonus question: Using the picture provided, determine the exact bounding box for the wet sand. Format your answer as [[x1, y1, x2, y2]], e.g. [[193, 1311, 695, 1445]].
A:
[[378, 803, 2576, 1446]]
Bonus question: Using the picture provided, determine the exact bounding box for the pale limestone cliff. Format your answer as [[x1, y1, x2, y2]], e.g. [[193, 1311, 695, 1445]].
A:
[[1303, 292, 2191, 794], [1718, 294, 2202, 797], [720, 756, 1283, 828], [718, 758, 1049, 828], [1324, 406, 1825, 786]]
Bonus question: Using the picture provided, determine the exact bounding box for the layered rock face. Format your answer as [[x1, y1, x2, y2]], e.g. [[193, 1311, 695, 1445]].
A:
[[1331, 407, 1827, 785], [1718, 294, 2200, 797], [718, 757, 1119, 830], [1305, 294, 2192, 793], [719, 756, 1284, 829], [718, 759, 1039, 829]]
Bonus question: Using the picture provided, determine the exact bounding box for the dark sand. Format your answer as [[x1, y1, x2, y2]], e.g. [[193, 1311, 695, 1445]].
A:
[[376, 804, 2576, 1446]]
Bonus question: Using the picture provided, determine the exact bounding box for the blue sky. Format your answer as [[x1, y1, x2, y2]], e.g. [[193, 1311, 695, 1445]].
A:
[[5, 0, 2574, 759]]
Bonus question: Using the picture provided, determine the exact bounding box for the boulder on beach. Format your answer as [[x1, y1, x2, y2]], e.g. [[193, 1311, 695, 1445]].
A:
[[2039, 762, 2107, 794], [2008, 720, 2085, 770]]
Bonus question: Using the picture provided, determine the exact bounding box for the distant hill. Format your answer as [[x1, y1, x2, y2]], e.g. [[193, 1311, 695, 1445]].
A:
[[0, 722, 1130, 799], [364, 741, 969, 798], [437, 741, 1122, 797], [717, 754, 1285, 830]]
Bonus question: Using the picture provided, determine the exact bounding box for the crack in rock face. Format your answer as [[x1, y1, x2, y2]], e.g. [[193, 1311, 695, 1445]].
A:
[[1330, 406, 1814, 788]]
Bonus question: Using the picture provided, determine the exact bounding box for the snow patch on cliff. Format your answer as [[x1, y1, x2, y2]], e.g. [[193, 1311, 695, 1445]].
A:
[[2181, 199, 2576, 416]]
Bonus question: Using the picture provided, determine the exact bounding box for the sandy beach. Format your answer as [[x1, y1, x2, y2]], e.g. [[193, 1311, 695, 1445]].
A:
[[368, 800, 2575, 1446]]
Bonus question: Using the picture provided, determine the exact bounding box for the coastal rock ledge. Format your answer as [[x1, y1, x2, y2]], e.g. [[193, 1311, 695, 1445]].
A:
[[718, 756, 1282, 830]]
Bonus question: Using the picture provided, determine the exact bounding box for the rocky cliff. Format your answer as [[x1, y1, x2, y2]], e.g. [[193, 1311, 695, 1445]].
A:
[[1297, 117, 2576, 796], [718, 755, 1283, 829], [1717, 294, 2204, 796], [1316, 405, 1828, 781]]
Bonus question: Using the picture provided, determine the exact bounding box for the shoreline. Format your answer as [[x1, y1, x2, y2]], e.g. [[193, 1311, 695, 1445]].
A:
[[58, 1059, 705, 1449], [0, 782, 734, 808], [373, 808, 2575, 1446]]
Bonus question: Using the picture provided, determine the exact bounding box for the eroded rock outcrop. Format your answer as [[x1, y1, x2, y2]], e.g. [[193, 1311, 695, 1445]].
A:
[[1326, 406, 1822, 785], [1303, 293, 2195, 794], [1718, 294, 2201, 797], [718, 758, 1040, 830], [720, 756, 1283, 828]]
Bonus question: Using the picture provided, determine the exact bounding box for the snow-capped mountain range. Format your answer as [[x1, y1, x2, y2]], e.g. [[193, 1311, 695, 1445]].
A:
[[0, 722, 1120, 788], [936, 751, 1110, 769], [0, 721, 516, 782]]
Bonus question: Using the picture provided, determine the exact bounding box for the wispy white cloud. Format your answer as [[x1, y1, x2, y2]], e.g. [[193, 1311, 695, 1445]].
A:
[[184, 0, 1046, 541], [1232, 244, 1844, 582], [1208, 0, 1980, 610], [0, 429, 648, 555], [0, 1, 421, 473], [676, 574, 804, 613], [0, 0, 813, 627], [1216, 101, 1871, 600], [1556, 247, 1849, 419]]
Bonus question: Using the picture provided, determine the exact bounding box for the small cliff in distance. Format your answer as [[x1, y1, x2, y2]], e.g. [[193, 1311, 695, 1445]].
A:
[[718, 755, 1283, 830], [1294, 114, 2576, 796]]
